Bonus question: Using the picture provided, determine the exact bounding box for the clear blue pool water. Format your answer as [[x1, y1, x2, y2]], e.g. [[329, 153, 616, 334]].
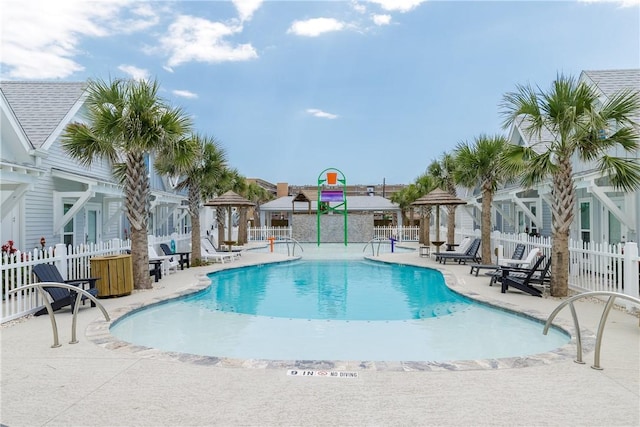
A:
[[111, 252, 570, 362], [195, 259, 468, 320]]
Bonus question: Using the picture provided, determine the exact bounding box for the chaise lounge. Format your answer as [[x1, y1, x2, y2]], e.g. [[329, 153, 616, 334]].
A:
[[469, 243, 526, 276], [200, 238, 238, 263], [436, 238, 481, 264]]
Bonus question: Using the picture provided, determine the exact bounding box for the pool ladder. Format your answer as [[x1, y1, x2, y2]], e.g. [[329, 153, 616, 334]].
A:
[[543, 291, 640, 370], [363, 237, 388, 256], [278, 237, 304, 256]]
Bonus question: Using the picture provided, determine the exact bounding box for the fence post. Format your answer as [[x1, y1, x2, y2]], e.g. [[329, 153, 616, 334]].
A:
[[623, 242, 639, 313], [111, 238, 121, 254], [492, 231, 501, 264], [54, 243, 68, 280]]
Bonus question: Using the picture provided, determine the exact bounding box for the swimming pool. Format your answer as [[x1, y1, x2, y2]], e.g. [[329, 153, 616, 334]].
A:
[[110, 253, 570, 362]]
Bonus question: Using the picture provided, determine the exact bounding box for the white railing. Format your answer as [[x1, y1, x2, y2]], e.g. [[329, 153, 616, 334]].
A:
[[453, 228, 638, 301], [373, 226, 420, 241], [3, 228, 638, 322], [1, 233, 191, 322], [248, 226, 292, 241]]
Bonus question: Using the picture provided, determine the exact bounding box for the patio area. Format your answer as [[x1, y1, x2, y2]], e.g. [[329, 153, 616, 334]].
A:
[[1, 248, 638, 426]]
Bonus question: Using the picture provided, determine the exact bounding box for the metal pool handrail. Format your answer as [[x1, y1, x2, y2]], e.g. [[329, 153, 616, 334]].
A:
[[543, 291, 640, 370], [279, 237, 304, 256], [362, 237, 386, 256], [7, 282, 110, 348]]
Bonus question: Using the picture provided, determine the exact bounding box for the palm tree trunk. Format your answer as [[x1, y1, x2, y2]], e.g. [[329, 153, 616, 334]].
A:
[[480, 185, 493, 264], [418, 207, 425, 244], [446, 205, 456, 246], [125, 152, 152, 290], [215, 207, 226, 249], [188, 185, 202, 264], [550, 156, 575, 297], [424, 209, 432, 244], [238, 207, 248, 245]]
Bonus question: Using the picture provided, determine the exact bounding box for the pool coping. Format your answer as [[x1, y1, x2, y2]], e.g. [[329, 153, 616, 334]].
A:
[[86, 256, 594, 372]]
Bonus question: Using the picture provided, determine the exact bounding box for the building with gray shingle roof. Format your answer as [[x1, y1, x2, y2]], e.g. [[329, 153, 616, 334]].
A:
[[1, 81, 87, 149], [466, 69, 640, 245], [1, 81, 188, 252]]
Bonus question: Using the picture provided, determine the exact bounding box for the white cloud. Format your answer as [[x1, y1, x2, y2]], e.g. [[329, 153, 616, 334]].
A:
[[288, 18, 346, 37], [368, 0, 427, 13], [0, 0, 158, 79], [161, 15, 258, 67], [373, 14, 392, 25], [352, 1, 367, 13], [118, 65, 150, 80], [233, 0, 263, 21], [306, 109, 339, 119], [172, 89, 198, 99], [163, 65, 174, 73]]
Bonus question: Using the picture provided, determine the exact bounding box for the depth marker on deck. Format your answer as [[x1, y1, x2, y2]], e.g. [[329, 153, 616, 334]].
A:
[[287, 370, 359, 378]]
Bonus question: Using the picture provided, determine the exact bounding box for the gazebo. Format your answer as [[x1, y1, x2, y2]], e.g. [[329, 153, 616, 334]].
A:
[[204, 191, 255, 248], [411, 188, 467, 252]]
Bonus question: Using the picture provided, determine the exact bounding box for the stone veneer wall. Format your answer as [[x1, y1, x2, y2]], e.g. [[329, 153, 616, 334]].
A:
[[292, 213, 374, 243]]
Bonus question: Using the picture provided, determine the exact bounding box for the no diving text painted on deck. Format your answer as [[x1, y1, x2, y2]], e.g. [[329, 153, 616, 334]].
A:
[[287, 370, 359, 378]]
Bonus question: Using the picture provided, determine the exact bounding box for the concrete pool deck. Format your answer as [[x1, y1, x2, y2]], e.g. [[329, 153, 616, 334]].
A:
[[1, 246, 639, 426]]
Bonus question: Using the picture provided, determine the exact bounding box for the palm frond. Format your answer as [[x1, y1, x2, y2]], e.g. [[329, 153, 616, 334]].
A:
[[598, 156, 640, 192]]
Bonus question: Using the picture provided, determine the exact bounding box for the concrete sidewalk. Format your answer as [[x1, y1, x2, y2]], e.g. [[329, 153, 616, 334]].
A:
[[1, 249, 638, 426]]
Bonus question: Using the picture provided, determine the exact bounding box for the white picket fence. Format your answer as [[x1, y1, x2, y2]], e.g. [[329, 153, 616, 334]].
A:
[[1, 233, 191, 322], [2, 228, 638, 322], [247, 226, 293, 241]]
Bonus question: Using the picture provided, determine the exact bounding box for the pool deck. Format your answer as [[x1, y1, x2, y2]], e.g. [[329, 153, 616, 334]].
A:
[[2, 246, 639, 426]]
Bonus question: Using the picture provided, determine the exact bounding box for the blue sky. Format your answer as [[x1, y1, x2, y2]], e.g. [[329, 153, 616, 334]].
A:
[[2, 1, 639, 186]]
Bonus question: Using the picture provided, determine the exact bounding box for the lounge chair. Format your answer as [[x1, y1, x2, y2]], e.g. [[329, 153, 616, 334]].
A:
[[486, 247, 541, 286], [148, 245, 179, 275], [434, 237, 472, 261], [469, 243, 526, 276], [437, 238, 481, 264], [32, 263, 99, 316], [500, 255, 550, 297], [200, 238, 237, 263], [160, 243, 191, 270]]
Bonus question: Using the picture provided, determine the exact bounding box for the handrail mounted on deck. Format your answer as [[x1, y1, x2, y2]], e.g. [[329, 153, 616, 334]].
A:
[[7, 282, 110, 348], [543, 291, 640, 370]]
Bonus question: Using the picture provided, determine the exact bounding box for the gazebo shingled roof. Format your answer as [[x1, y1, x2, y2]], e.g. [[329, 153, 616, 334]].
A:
[[204, 190, 255, 207]]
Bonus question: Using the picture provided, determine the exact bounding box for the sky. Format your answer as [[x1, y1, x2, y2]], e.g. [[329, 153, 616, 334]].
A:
[[1, 0, 639, 186]]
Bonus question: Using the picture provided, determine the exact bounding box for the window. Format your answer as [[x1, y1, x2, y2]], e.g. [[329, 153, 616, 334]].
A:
[[579, 200, 591, 242]]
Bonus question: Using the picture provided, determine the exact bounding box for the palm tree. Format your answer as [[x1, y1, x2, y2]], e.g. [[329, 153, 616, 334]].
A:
[[62, 78, 192, 289], [391, 185, 420, 228], [414, 173, 436, 245], [454, 134, 513, 264], [155, 134, 228, 265], [501, 73, 640, 297], [244, 182, 274, 229], [428, 153, 459, 245]]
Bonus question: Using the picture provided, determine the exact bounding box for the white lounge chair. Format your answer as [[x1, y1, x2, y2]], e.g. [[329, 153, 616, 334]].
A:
[[200, 238, 238, 263], [499, 247, 540, 268], [488, 247, 542, 286], [148, 245, 179, 275], [433, 237, 472, 259]]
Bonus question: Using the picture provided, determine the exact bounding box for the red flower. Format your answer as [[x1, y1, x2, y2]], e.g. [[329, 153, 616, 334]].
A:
[[2, 240, 17, 254]]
